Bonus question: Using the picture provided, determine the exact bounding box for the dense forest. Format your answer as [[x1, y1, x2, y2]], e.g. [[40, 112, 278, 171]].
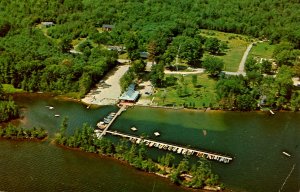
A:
[[0, 0, 299, 110]]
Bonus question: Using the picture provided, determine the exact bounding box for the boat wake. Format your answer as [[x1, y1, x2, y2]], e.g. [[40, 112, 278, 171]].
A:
[[278, 164, 295, 192]]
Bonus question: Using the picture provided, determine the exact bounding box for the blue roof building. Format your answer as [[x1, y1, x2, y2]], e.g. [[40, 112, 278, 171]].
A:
[[119, 84, 139, 102]]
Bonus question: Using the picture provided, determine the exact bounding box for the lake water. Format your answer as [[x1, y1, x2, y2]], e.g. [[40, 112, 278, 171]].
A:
[[1, 94, 299, 192]]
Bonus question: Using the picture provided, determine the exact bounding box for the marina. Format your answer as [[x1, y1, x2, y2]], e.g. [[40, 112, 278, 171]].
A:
[[95, 130, 233, 164], [97, 111, 118, 129]]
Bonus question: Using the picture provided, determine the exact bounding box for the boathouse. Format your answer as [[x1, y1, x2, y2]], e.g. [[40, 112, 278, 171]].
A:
[[119, 84, 139, 103]]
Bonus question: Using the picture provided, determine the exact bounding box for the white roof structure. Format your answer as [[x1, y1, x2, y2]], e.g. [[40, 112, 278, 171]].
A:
[[119, 84, 139, 102], [41, 22, 54, 26]]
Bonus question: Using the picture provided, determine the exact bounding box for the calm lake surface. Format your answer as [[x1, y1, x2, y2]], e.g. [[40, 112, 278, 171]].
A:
[[1, 94, 299, 192]]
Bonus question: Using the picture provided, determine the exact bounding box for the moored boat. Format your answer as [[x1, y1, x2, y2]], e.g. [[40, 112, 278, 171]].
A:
[[282, 151, 291, 157]]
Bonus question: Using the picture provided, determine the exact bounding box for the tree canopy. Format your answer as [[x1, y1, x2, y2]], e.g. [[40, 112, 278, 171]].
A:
[[203, 56, 224, 77]]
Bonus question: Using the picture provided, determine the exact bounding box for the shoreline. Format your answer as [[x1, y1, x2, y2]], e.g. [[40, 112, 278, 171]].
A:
[[53, 141, 222, 192], [9, 90, 298, 114], [0, 135, 48, 142]]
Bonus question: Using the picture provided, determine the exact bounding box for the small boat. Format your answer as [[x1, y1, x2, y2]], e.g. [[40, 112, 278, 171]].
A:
[[104, 118, 111, 122], [46, 106, 54, 109], [104, 120, 110, 124], [282, 151, 291, 157], [97, 122, 106, 129], [131, 127, 138, 131], [54, 114, 60, 117], [177, 148, 183, 154], [154, 132, 160, 137]]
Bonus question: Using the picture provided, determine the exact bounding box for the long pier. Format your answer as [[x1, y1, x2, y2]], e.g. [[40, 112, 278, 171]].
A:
[[97, 105, 126, 138], [96, 130, 233, 163]]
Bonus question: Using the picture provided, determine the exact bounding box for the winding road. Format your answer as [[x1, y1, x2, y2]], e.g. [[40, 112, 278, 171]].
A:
[[118, 43, 254, 76]]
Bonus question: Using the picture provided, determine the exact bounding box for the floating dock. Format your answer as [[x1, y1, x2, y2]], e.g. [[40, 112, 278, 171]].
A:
[[95, 130, 233, 164]]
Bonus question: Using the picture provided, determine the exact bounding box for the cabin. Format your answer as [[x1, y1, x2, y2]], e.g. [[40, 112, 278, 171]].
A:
[[41, 22, 54, 27], [140, 51, 149, 59], [259, 95, 267, 106], [102, 24, 114, 31], [119, 84, 139, 103], [107, 46, 125, 52]]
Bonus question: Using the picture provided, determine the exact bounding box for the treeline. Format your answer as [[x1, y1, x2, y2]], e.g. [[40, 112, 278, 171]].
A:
[[0, 124, 47, 140], [55, 118, 221, 190], [0, 85, 18, 122]]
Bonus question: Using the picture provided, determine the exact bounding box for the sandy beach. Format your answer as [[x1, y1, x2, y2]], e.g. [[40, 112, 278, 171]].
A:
[[81, 65, 130, 105]]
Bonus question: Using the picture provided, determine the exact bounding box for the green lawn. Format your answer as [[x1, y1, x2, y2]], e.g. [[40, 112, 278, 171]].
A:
[[152, 74, 218, 108], [249, 41, 275, 59], [2, 84, 24, 94], [200, 29, 253, 72]]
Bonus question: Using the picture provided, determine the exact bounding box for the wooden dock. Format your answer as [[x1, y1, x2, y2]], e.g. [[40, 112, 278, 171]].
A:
[[95, 130, 233, 164], [97, 106, 126, 138]]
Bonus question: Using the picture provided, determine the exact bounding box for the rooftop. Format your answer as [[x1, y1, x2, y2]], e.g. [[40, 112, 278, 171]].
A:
[[102, 24, 115, 29], [41, 22, 54, 26], [119, 89, 139, 101]]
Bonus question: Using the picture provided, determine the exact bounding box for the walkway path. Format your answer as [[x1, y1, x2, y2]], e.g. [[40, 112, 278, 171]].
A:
[[164, 68, 205, 75], [237, 43, 253, 74], [118, 43, 254, 78], [81, 65, 129, 105]]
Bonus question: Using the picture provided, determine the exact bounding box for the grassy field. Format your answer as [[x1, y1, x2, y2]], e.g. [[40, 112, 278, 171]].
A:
[[152, 74, 218, 108], [200, 29, 252, 72], [249, 41, 275, 59], [2, 84, 24, 94]]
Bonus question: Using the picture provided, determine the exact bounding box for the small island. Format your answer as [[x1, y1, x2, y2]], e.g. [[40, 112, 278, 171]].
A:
[[0, 124, 48, 140], [55, 119, 223, 190]]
